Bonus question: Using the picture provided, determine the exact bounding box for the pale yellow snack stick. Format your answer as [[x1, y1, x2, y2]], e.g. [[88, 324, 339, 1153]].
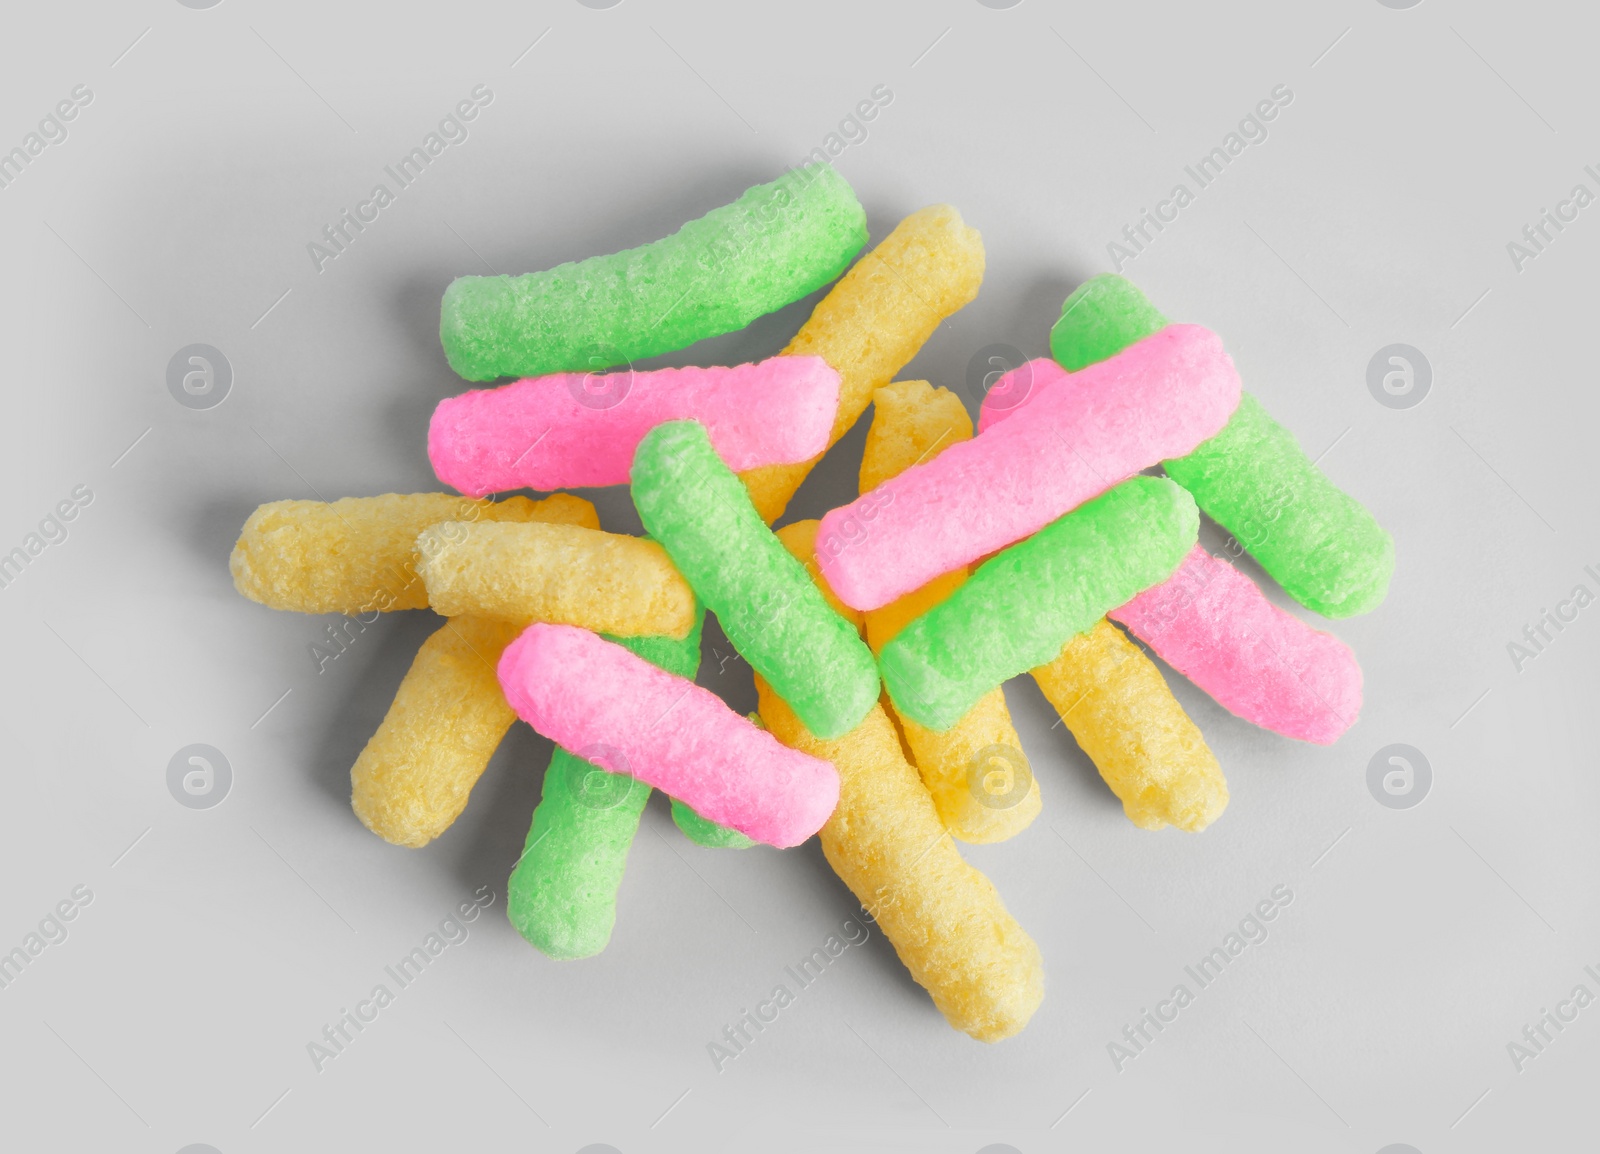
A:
[[231, 492, 597, 615], [351, 616, 522, 847], [859, 381, 1040, 844], [741, 205, 985, 523], [889, 686, 1038, 845], [1032, 619, 1229, 832], [416, 520, 696, 639], [756, 679, 1043, 1042], [857, 378, 971, 493]]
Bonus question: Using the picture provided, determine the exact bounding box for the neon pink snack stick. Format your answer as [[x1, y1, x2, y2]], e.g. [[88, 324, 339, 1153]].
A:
[[1109, 545, 1362, 744], [815, 325, 1241, 611], [986, 352, 1363, 743], [976, 357, 1063, 433], [497, 623, 839, 847], [430, 355, 840, 495]]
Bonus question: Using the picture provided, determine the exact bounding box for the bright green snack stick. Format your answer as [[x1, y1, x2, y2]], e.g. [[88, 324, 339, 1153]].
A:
[[631, 420, 879, 740], [880, 477, 1198, 731], [508, 606, 708, 960], [441, 165, 868, 381], [1049, 273, 1168, 371], [1050, 274, 1394, 618], [1162, 395, 1393, 617], [671, 798, 755, 850]]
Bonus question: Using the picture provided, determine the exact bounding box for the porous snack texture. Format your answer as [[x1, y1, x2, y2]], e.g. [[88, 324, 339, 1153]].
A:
[[740, 204, 986, 523], [428, 355, 840, 495], [508, 610, 707, 960], [1163, 393, 1394, 617], [858, 380, 1041, 843], [1111, 545, 1362, 744], [1049, 274, 1393, 617], [757, 681, 1044, 1043], [976, 357, 1067, 433], [227, 168, 1395, 1046], [880, 476, 1199, 731], [857, 379, 971, 494], [416, 519, 696, 638], [1048, 271, 1169, 371], [772, 520, 863, 631], [631, 419, 879, 739], [1031, 620, 1228, 831], [498, 623, 839, 847], [231, 492, 597, 615], [817, 325, 1240, 611], [350, 616, 524, 848], [440, 165, 868, 381]]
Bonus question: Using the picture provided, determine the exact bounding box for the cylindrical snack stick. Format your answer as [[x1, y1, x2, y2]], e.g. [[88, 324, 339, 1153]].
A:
[[672, 711, 760, 850], [741, 205, 986, 523], [509, 609, 707, 959], [817, 325, 1240, 611], [1049, 273, 1169, 372], [1111, 545, 1362, 744], [416, 520, 696, 639], [989, 279, 1365, 742], [985, 361, 1235, 824], [979, 361, 1230, 827], [440, 165, 868, 381], [1165, 392, 1393, 618], [880, 477, 1199, 731], [499, 624, 839, 847], [757, 680, 1044, 1043], [631, 420, 879, 739], [1050, 274, 1394, 617], [231, 492, 597, 615], [512, 746, 651, 959], [976, 357, 1068, 434], [858, 379, 972, 493], [351, 616, 523, 847], [859, 380, 1040, 844], [429, 356, 840, 495], [1032, 620, 1228, 831]]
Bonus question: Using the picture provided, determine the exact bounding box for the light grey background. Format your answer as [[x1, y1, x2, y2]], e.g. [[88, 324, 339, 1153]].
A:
[[1, 1, 1595, 1151]]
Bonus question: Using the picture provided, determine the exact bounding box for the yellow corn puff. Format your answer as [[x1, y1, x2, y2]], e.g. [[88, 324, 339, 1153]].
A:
[[858, 381, 1040, 844], [231, 492, 597, 615], [415, 520, 696, 639], [741, 206, 985, 523], [891, 692, 1039, 845], [756, 680, 1044, 1042], [351, 616, 522, 847], [1032, 619, 1228, 832], [858, 378, 973, 493]]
